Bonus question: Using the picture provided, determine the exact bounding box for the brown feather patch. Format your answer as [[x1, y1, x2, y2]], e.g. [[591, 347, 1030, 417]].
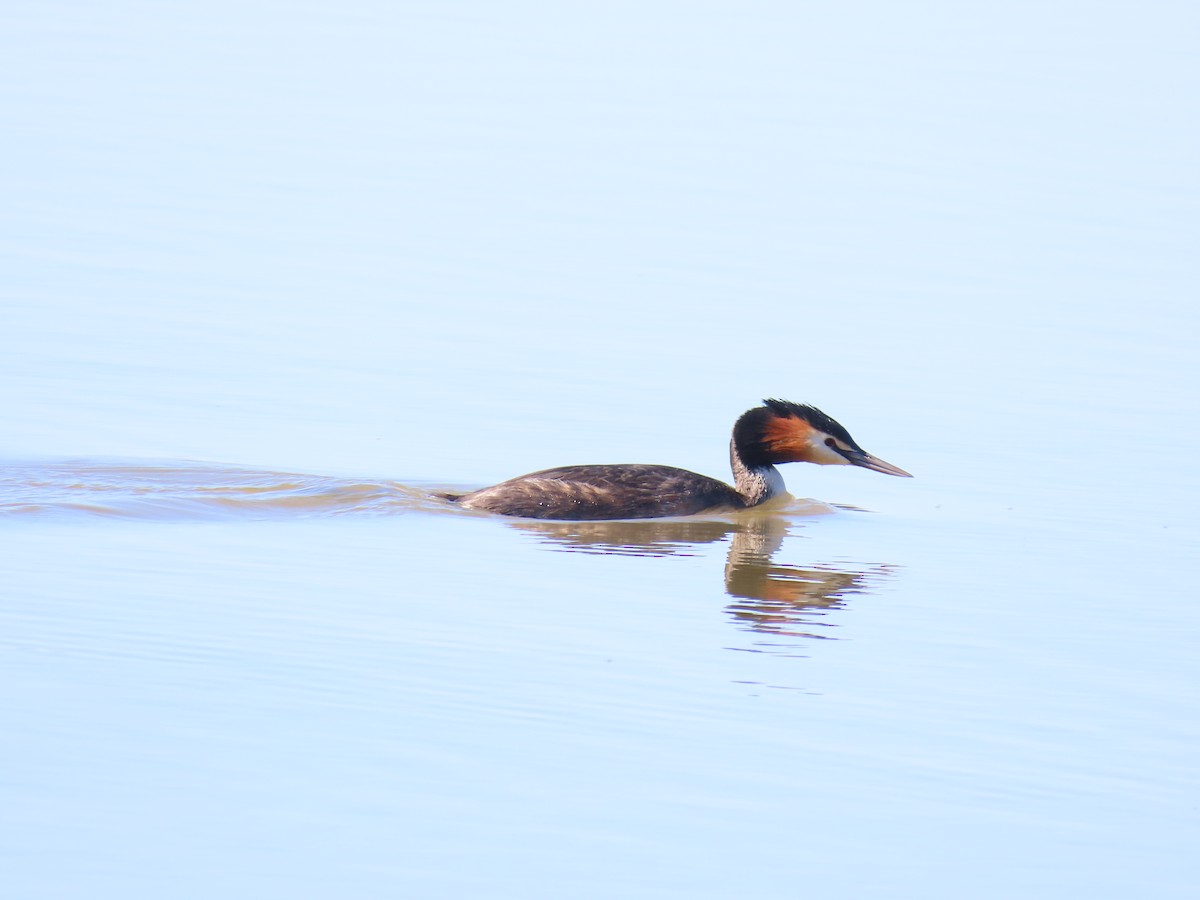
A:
[[761, 415, 817, 462]]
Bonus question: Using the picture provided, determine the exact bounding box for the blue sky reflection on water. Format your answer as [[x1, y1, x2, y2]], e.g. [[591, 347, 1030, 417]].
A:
[[2, 1, 1199, 898]]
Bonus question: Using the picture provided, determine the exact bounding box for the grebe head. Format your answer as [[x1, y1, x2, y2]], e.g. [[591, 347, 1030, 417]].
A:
[[733, 399, 913, 477]]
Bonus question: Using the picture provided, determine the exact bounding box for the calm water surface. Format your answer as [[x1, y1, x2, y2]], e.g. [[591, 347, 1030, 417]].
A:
[[3, 2, 1198, 898]]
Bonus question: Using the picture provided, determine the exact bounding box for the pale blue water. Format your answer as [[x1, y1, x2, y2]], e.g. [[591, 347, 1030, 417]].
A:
[[3, 2, 1198, 898]]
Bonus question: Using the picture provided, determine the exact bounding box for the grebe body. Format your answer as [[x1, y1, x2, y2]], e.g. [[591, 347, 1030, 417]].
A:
[[449, 464, 754, 520], [443, 399, 910, 521]]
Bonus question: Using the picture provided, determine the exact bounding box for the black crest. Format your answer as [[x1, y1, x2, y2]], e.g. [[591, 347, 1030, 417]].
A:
[[761, 399, 862, 449]]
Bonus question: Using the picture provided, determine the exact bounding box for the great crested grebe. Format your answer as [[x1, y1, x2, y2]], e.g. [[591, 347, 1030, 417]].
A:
[[442, 399, 911, 520]]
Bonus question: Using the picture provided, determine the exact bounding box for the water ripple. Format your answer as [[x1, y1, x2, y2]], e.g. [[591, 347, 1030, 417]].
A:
[[0, 460, 448, 520]]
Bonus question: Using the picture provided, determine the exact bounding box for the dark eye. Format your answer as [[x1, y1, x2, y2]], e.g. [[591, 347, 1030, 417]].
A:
[[825, 438, 837, 448]]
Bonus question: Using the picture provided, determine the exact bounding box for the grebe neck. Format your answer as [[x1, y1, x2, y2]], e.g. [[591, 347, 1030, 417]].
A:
[[729, 436, 786, 506]]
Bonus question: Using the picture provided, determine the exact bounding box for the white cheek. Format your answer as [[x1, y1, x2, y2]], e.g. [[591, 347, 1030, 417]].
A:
[[810, 441, 852, 466]]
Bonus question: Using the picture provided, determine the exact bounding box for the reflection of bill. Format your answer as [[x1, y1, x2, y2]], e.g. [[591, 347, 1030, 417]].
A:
[[507, 508, 895, 646]]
